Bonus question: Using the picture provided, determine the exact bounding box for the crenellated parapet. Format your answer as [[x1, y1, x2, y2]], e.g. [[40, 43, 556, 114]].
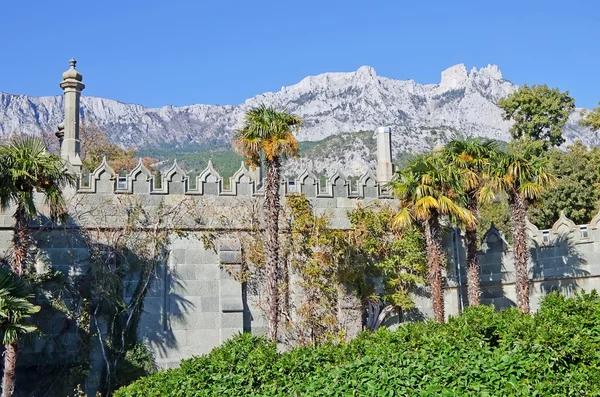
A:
[[480, 211, 600, 249], [463, 210, 600, 313], [76, 159, 389, 199]]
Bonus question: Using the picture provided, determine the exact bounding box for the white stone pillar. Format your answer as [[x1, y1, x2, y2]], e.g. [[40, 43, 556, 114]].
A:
[[59, 58, 85, 169], [375, 127, 393, 185]]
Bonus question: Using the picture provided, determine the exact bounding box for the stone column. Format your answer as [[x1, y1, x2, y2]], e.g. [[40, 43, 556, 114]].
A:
[[375, 127, 393, 185], [59, 58, 85, 170]]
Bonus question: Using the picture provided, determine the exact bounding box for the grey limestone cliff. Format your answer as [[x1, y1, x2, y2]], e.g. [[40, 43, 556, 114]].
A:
[[1, 64, 595, 156]]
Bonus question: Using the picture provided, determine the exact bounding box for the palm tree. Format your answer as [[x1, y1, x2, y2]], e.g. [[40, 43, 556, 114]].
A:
[[0, 268, 39, 397], [0, 136, 74, 276], [443, 138, 497, 306], [233, 105, 302, 340], [391, 154, 474, 322], [488, 150, 555, 313]]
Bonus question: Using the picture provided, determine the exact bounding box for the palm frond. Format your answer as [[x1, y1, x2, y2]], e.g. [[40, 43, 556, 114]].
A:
[[233, 105, 302, 162], [392, 207, 414, 229], [477, 185, 496, 205], [0, 135, 74, 222], [44, 185, 69, 224], [0, 268, 38, 344], [390, 151, 473, 226], [488, 149, 555, 203]]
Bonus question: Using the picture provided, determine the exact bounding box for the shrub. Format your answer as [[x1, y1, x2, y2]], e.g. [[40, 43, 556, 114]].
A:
[[116, 291, 600, 396], [115, 342, 158, 389]]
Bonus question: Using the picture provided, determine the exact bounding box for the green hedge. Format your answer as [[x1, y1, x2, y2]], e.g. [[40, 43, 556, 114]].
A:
[[116, 291, 600, 396]]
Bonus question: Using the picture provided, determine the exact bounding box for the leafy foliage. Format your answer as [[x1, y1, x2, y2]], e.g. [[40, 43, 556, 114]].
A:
[[116, 292, 600, 396], [80, 126, 156, 173], [528, 142, 600, 227], [347, 203, 427, 309], [0, 268, 39, 345], [579, 101, 600, 131], [497, 84, 575, 149], [283, 197, 427, 344], [0, 135, 74, 224], [114, 342, 157, 390], [392, 153, 474, 228], [284, 194, 349, 345], [478, 194, 512, 244], [233, 104, 302, 167]]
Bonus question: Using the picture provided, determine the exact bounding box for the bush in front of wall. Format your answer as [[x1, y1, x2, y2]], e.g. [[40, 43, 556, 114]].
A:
[[115, 291, 600, 396]]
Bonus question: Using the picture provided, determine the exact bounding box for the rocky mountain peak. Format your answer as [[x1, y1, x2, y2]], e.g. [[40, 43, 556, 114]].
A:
[[439, 64, 469, 91], [0, 64, 595, 176], [473, 64, 503, 80], [438, 63, 504, 92], [355, 65, 377, 80]]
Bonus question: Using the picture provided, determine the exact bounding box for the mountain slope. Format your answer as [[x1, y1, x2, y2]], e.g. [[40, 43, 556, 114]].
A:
[[0, 64, 595, 167]]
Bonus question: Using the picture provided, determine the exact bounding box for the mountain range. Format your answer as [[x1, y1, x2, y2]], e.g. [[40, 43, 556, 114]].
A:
[[0, 64, 596, 175]]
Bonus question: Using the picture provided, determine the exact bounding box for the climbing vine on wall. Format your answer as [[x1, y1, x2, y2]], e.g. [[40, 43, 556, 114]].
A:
[[185, 194, 428, 347], [348, 203, 428, 307], [347, 203, 427, 329], [281, 195, 428, 344], [283, 194, 351, 346], [13, 196, 193, 396], [77, 196, 190, 395]]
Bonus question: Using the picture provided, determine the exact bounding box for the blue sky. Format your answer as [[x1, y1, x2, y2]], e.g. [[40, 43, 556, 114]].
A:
[[1, 0, 599, 108]]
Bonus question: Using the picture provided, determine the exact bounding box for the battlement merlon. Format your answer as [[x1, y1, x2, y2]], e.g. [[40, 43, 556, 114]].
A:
[[76, 158, 389, 198]]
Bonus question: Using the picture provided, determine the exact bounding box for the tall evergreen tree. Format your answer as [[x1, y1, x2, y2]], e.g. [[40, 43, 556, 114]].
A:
[[391, 154, 474, 322], [488, 150, 555, 313], [233, 105, 302, 340], [443, 138, 497, 306], [528, 142, 600, 227]]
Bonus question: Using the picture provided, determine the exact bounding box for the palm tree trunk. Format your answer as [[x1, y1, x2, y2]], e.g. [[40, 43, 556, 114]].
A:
[[11, 205, 30, 276], [2, 342, 18, 397], [465, 198, 481, 306], [423, 214, 445, 323], [4, 206, 29, 397], [264, 157, 282, 340], [508, 191, 530, 313]]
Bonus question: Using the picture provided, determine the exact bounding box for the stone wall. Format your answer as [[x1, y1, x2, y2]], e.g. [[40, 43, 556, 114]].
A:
[[0, 158, 392, 395], [3, 159, 600, 394]]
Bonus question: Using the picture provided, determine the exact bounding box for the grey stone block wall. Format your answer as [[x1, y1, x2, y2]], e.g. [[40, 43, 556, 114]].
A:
[[5, 169, 600, 390], [131, 237, 248, 369]]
